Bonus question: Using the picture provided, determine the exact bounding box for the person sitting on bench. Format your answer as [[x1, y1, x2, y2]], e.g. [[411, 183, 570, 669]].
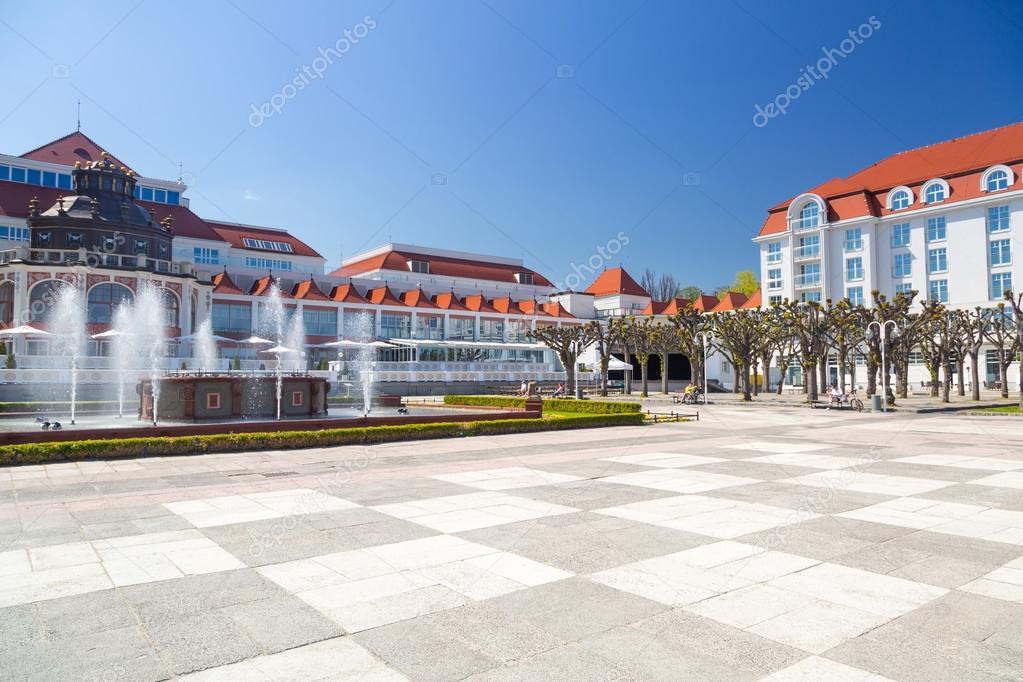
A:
[[827, 383, 845, 408]]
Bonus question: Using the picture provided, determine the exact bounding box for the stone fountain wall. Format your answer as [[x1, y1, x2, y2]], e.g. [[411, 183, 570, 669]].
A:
[[139, 376, 329, 421]]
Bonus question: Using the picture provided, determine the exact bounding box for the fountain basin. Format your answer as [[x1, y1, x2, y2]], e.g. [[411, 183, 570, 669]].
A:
[[138, 375, 329, 421]]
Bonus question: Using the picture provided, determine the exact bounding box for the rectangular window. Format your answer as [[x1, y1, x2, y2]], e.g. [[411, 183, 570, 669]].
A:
[[929, 279, 948, 303], [11, 167, 26, 183], [846, 286, 864, 306], [990, 239, 1011, 266], [893, 252, 912, 278], [767, 268, 782, 290], [448, 317, 474, 340], [141, 187, 153, 201], [766, 243, 781, 263], [0, 165, 8, 181], [992, 273, 1013, 300], [987, 206, 1010, 233], [0, 226, 30, 242], [409, 260, 429, 274], [167, 190, 180, 205], [244, 257, 293, 271], [26, 169, 40, 185], [926, 216, 946, 242], [302, 308, 338, 336], [895, 282, 913, 295], [291, 391, 303, 407], [516, 272, 534, 285], [768, 295, 783, 305], [211, 302, 252, 333], [800, 291, 822, 303], [193, 247, 219, 265], [844, 228, 863, 251], [42, 171, 56, 188], [795, 235, 819, 259], [479, 319, 504, 342], [206, 392, 221, 410], [380, 313, 411, 339], [57, 173, 71, 190], [891, 223, 910, 247], [242, 237, 294, 252], [928, 248, 947, 273], [845, 257, 863, 281], [154, 189, 167, 203]]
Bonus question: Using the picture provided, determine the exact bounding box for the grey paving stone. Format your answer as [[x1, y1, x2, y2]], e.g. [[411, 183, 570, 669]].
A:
[[142, 611, 261, 676], [26, 625, 167, 682], [734, 525, 874, 560], [419, 601, 560, 664], [338, 477, 477, 506], [354, 616, 501, 682], [463, 643, 638, 681], [703, 480, 893, 514], [864, 461, 986, 482], [36, 588, 135, 640], [510, 480, 678, 511], [919, 483, 1023, 511], [794, 515, 919, 542], [220, 594, 342, 652], [0, 603, 42, 650], [631, 609, 805, 677], [119, 569, 282, 623]]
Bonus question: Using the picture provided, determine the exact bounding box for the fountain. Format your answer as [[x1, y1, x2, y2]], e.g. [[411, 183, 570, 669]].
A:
[[51, 284, 85, 425], [110, 305, 133, 418], [194, 319, 218, 373]]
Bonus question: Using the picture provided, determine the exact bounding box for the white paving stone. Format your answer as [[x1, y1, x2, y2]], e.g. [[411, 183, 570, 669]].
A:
[[590, 541, 818, 608], [371, 491, 578, 532], [163, 488, 360, 528], [595, 495, 817, 539], [0, 530, 244, 606], [838, 497, 1023, 545], [757, 656, 896, 681], [179, 636, 409, 681], [892, 454, 1023, 472], [258, 535, 572, 632], [744, 453, 866, 470], [967, 471, 1023, 490], [600, 469, 760, 494], [719, 441, 833, 454], [784, 470, 954, 496], [961, 556, 1023, 604], [600, 452, 727, 468], [430, 466, 584, 490]]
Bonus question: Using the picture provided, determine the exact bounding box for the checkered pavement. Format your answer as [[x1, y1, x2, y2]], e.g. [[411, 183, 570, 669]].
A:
[[1, 416, 1022, 681]]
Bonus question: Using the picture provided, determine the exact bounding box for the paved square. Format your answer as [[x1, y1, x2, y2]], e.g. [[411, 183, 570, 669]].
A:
[[4, 406, 1023, 680]]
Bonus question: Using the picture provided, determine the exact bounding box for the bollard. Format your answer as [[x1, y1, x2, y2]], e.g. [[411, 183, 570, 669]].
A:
[[871, 395, 882, 412]]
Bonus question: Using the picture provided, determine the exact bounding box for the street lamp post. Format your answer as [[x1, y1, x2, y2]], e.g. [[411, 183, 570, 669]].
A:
[[867, 320, 899, 412], [697, 331, 712, 405]]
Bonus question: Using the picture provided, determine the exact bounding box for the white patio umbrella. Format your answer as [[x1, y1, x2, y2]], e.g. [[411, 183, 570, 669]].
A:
[[321, 339, 392, 348], [238, 335, 274, 345], [91, 329, 132, 339], [266, 345, 298, 354], [0, 325, 51, 336], [178, 332, 233, 342]]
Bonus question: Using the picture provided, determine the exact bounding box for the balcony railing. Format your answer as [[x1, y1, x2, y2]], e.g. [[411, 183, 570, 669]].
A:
[[793, 245, 820, 260], [2, 248, 193, 275], [793, 273, 821, 288]]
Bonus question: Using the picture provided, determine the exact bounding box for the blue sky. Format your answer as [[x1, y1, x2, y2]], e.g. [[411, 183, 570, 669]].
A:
[[2, 0, 1022, 291]]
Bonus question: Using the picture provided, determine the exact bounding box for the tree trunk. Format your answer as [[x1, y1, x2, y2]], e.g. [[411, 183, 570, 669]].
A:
[[751, 356, 759, 397], [807, 362, 818, 402], [660, 353, 669, 394], [624, 353, 632, 395], [956, 359, 965, 397], [818, 361, 827, 396], [895, 360, 909, 399], [928, 366, 939, 397], [563, 355, 576, 397], [850, 357, 858, 394], [640, 361, 649, 398], [838, 356, 847, 394], [1019, 356, 1023, 409], [776, 359, 788, 395], [941, 361, 951, 403], [731, 363, 739, 394], [969, 351, 981, 401], [1000, 359, 1009, 398], [741, 361, 752, 401], [760, 353, 772, 392], [866, 358, 878, 396]]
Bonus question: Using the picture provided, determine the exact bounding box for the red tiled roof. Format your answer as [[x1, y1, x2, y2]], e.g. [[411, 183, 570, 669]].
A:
[[331, 247, 552, 287], [760, 121, 1023, 236], [292, 277, 329, 300], [490, 296, 524, 314], [692, 295, 718, 312], [517, 300, 538, 315], [712, 292, 748, 312], [541, 302, 574, 318], [432, 292, 469, 310], [249, 274, 288, 297], [20, 131, 128, 168], [463, 294, 498, 313], [329, 283, 368, 303], [400, 289, 437, 308], [584, 267, 648, 297], [212, 270, 245, 295], [741, 289, 762, 309], [641, 300, 669, 316], [367, 285, 404, 307], [207, 220, 322, 259]]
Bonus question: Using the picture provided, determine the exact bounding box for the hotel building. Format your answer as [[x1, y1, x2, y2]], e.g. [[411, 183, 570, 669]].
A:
[[755, 121, 1023, 388], [0, 130, 746, 395]]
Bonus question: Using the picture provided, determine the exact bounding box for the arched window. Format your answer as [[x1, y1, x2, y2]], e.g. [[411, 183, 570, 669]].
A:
[[797, 202, 820, 229], [924, 181, 947, 204], [160, 289, 179, 327], [889, 189, 910, 210], [986, 169, 1010, 192], [87, 283, 133, 325], [29, 280, 71, 323], [0, 282, 13, 327]]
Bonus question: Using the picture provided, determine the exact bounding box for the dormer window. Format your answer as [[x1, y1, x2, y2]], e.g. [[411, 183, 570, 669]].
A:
[[796, 202, 821, 229], [66, 233, 83, 247], [242, 237, 293, 252], [37, 231, 51, 245], [409, 259, 429, 274], [922, 179, 948, 204], [982, 165, 1013, 193], [887, 187, 912, 210], [515, 272, 534, 285], [134, 239, 148, 254]]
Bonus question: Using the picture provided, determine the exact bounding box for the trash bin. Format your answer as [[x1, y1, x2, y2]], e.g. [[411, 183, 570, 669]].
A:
[[575, 385, 584, 400], [871, 395, 882, 412]]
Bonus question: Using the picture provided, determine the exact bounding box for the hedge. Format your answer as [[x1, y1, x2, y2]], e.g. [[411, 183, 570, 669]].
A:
[[443, 395, 641, 415], [0, 412, 644, 465]]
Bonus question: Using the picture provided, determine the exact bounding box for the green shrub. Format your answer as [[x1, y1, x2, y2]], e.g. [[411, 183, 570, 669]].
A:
[[442, 395, 526, 408], [0, 412, 646, 464], [5, 352, 14, 370], [543, 398, 641, 414]]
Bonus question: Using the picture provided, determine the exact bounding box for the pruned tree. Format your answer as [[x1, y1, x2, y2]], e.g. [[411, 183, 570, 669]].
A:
[[648, 322, 680, 395], [669, 302, 708, 392], [1003, 291, 1023, 408], [778, 299, 829, 402], [824, 299, 864, 395], [982, 302, 1017, 399], [627, 316, 655, 397], [710, 309, 765, 401], [861, 289, 917, 398], [608, 317, 633, 394], [529, 324, 599, 396], [773, 328, 798, 395], [586, 319, 624, 397], [917, 301, 953, 402], [954, 307, 990, 401]]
